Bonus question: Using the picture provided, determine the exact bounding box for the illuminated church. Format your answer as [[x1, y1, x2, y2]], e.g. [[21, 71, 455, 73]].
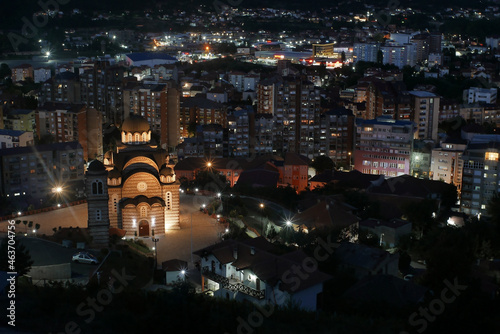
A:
[[87, 115, 179, 246]]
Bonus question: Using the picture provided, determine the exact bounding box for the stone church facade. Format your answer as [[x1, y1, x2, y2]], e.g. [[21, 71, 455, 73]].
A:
[[87, 115, 180, 246]]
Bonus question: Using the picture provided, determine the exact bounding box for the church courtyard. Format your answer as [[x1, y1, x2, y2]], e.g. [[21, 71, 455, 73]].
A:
[[0, 194, 224, 268]]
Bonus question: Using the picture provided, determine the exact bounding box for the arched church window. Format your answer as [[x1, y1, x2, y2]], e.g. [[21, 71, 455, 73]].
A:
[[135, 133, 140, 143], [92, 181, 103, 195], [142, 133, 147, 142], [140, 206, 147, 217], [127, 133, 132, 143]]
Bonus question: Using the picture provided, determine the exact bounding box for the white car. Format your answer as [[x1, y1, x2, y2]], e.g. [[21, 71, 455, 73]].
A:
[[72, 252, 99, 265]]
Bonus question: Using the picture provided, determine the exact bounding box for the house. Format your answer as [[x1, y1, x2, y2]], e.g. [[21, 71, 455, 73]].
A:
[[281, 153, 309, 192], [359, 218, 412, 247], [0, 129, 34, 148], [309, 169, 384, 190], [335, 242, 399, 279], [162, 259, 188, 284], [194, 237, 332, 311], [292, 198, 359, 233]]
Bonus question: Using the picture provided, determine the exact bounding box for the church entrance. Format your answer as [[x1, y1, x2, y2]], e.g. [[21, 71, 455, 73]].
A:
[[138, 220, 149, 236]]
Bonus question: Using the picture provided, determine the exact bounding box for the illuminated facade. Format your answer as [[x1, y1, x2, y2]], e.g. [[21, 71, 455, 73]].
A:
[[88, 115, 180, 241]]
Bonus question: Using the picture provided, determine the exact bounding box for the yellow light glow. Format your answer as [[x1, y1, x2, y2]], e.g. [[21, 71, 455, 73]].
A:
[[485, 152, 499, 161]]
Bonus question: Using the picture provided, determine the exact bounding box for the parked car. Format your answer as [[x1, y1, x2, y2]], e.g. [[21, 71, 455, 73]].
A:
[[72, 252, 99, 265]]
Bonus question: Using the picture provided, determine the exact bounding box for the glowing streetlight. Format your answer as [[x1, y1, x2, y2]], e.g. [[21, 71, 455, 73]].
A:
[[217, 193, 221, 198], [17, 211, 21, 216], [202, 204, 206, 209], [181, 270, 186, 275], [207, 162, 212, 168], [225, 228, 229, 233], [55, 187, 62, 193], [259, 203, 265, 209], [195, 188, 199, 192], [286, 220, 292, 227]]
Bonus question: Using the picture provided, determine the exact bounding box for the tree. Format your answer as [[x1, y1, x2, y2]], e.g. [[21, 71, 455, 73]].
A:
[[0, 238, 34, 276], [398, 251, 411, 274], [376, 50, 383, 64], [310, 155, 334, 174], [187, 122, 198, 138], [0, 63, 11, 81], [487, 192, 500, 228]]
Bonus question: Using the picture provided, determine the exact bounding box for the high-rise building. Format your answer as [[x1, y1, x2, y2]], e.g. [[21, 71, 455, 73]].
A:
[[0, 142, 85, 202], [318, 108, 355, 167], [354, 116, 415, 177], [272, 76, 321, 158], [430, 138, 467, 193], [460, 135, 500, 215], [179, 97, 227, 139], [226, 109, 252, 157], [253, 113, 274, 155], [410, 33, 430, 63], [40, 72, 81, 104], [353, 43, 380, 63], [409, 91, 440, 141], [380, 42, 416, 68], [256, 77, 280, 114], [429, 32, 443, 54], [36, 103, 103, 161]]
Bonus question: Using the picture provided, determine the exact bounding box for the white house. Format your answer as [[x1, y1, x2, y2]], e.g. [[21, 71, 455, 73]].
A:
[[162, 259, 188, 284], [463, 87, 497, 104], [194, 237, 332, 311], [0, 129, 34, 148]]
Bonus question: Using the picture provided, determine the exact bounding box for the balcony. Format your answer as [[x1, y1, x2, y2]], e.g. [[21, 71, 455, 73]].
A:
[[202, 268, 265, 299]]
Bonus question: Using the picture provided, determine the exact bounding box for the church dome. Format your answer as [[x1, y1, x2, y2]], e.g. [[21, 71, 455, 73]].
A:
[[88, 160, 106, 172], [108, 168, 121, 179], [122, 115, 150, 133]]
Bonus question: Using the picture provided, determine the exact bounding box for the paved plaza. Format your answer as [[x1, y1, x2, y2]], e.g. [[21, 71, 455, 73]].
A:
[[0, 194, 224, 268]]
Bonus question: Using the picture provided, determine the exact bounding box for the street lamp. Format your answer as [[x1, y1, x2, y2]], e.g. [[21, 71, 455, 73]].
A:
[[286, 220, 292, 227], [259, 203, 266, 236], [152, 237, 159, 270]]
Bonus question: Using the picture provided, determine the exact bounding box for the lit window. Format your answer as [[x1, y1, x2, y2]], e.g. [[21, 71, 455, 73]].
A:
[[485, 152, 499, 161]]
